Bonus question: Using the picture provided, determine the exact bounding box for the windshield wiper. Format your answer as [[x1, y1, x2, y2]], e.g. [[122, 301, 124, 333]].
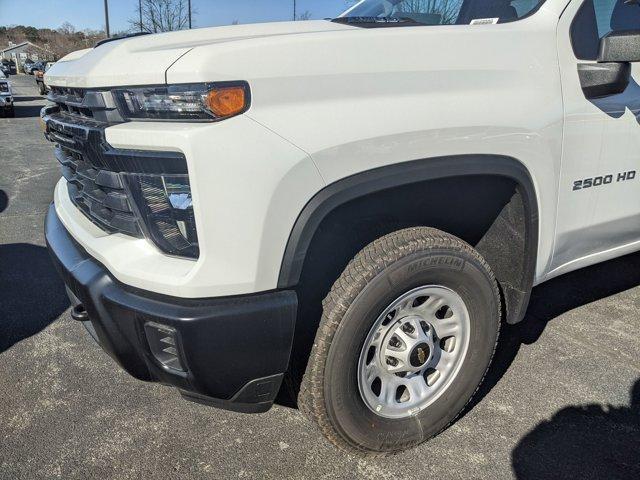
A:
[[331, 16, 422, 28]]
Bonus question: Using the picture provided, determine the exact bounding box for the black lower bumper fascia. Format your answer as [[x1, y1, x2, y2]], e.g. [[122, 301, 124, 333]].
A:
[[45, 204, 297, 413]]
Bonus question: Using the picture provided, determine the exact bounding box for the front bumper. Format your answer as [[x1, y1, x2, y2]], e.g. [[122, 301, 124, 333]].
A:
[[45, 204, 297, 413]]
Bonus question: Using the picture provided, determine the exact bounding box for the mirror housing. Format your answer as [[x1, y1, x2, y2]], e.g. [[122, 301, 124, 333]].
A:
[[598, 30, 640, 63], [577, 30, 639, 99], [578, 62, 630, 99]]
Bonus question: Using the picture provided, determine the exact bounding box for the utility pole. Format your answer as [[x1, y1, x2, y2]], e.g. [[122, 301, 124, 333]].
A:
[[139, 0, 143, 32], [104, 0, 110, 37], [188, 0, 192, 28], [293, 0, 297, 20]]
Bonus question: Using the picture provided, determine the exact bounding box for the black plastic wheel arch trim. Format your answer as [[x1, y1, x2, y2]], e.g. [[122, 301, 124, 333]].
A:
[[277, 154, 539, 323]]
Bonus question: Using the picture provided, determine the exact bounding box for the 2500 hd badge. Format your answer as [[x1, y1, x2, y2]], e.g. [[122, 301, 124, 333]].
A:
[[573, 171, 637, 191]]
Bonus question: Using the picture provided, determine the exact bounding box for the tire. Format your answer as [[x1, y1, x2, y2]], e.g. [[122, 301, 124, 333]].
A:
[[5, 106, 14, 117], [298, 227, 501, 455]]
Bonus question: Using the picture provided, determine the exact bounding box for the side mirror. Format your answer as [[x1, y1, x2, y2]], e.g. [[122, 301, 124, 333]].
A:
[[578, 62, 630, 98], [598, 30, 640, 63], [577, 31, 640, 99]]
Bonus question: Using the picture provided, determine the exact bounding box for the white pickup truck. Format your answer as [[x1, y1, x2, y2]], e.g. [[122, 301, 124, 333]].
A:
[[42, 0, 640, 454]]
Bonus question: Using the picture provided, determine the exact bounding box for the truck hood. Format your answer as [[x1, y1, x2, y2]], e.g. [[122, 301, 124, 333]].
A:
[[44, 21, 353, 89]]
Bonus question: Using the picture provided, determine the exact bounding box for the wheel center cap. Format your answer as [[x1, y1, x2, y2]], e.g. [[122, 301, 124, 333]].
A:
[[410, 342, 431, 367]]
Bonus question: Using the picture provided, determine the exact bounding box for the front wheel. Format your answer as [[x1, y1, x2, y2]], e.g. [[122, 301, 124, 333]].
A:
[[299, 227, 501, 455], [5, 106, 14, 117]]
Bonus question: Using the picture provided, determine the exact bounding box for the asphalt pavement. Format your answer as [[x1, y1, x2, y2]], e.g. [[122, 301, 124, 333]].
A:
[[0, 74, 639, 479]]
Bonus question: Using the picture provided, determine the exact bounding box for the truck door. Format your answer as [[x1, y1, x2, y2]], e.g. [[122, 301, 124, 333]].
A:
[[553, 0, 640, 275]]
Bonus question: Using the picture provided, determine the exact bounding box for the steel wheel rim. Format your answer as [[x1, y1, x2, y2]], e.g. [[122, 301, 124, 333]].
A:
[[357, 285, 471, 419]]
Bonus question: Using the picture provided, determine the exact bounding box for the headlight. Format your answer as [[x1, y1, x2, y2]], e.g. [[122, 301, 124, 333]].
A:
[[124, 173, 199, 258], [112, 82, 250, 121]]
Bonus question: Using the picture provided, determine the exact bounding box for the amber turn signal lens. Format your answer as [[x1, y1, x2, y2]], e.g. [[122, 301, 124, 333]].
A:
[[205, 86, 246, 117]]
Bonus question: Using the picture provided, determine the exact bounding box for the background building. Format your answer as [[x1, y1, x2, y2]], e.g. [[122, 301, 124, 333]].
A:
[[0, 41, 54, 71]]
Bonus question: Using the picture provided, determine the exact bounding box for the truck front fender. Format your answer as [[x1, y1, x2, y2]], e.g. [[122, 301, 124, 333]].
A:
[[278, 154, 539, 324]]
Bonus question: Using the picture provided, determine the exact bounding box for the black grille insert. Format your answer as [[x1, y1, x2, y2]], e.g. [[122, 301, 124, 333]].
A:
[[45, 113, 189, 239], [56, 145, 141, 236], [48, 87, 122, 123]]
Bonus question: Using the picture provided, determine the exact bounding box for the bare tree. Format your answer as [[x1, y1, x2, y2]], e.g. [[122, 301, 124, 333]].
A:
[[129, 0, 192, 33], [2, 23, 106, 61], [57, 22, 76, 36], [46, 25, 101, 59], [297, 10, 313, 20]]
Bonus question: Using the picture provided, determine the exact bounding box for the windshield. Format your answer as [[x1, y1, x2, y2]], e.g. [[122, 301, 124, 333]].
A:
[[338, 0, 544, 25]]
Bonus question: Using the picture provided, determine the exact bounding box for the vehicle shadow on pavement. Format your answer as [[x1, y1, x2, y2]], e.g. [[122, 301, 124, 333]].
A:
[[12, 103, 43, 118], [468, 250, 640, 412], [0, 190, 7, 212], [511, 378, 640, 480], [0, 243, 69, 353], [14, 96, 44, 102]]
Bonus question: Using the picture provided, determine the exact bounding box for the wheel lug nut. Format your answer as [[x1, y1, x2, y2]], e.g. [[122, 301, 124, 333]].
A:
[[386, 357, 398, 367]]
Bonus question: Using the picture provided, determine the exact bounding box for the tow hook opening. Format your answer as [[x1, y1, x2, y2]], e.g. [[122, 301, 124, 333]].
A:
[[70, 304, 89, 322]]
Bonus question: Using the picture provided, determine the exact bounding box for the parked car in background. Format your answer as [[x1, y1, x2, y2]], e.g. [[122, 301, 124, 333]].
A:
[[1, 59, 16, 75], [35, 62, 55, 94], [0, 70, 14, 117], [22, 58, 34, 72], [25, 61, 45, 75]]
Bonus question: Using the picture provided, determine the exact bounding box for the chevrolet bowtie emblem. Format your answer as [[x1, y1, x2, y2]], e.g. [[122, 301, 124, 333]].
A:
[[417, 348, 426, 365]]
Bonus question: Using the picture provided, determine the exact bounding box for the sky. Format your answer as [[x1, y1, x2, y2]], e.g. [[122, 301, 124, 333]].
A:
[[0, 0, 356, 33]]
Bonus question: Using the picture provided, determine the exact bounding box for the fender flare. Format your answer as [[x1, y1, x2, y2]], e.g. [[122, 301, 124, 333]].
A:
[[277, 154, 539, 323]]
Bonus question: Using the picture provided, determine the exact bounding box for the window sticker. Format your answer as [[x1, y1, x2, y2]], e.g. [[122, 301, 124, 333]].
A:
[[470, 18, 500, 25]]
